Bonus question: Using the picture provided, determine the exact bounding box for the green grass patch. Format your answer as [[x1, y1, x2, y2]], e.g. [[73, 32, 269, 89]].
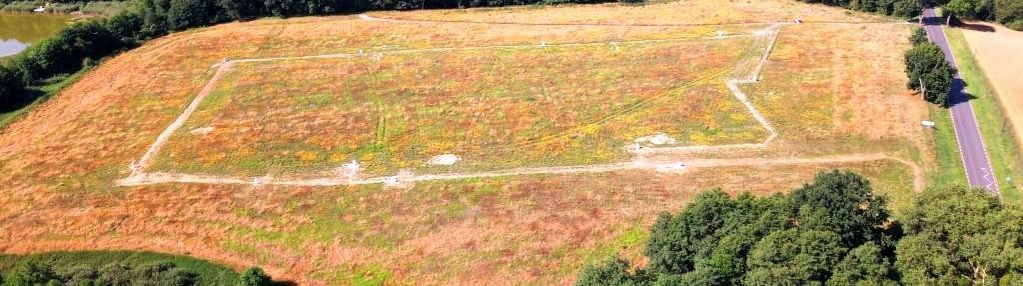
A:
[[0, 251, 241, 285], [945, 28, 1023, 205], [925, 104, 968, 189]]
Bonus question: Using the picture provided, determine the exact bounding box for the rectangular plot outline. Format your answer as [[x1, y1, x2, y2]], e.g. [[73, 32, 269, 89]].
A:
[[119, 27, 778, 187]]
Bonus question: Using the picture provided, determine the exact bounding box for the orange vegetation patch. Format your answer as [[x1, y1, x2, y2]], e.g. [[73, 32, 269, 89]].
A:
[[747, 23, 929, 158], [151, 38, 765, 177], [370, 0, 891, 25], [1, 161, 914, 285]]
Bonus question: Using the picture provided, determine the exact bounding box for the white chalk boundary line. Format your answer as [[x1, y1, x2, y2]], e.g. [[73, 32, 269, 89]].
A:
[[630, 23, 781, 155], [123, 31, 768, 173], [117, 22, 923, 192], [119, 26, 775, 186], [122, 153, 922, 191]]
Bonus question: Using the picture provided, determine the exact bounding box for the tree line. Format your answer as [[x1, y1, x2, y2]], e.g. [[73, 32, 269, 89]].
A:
[[576, 170, 1023, 285], [798, 0, 1023, 30], [0, 260, 276, 286], [905, 27, 955, 107], [798, 0, 924, 18], [940, 0, 1023, 30], [0, 0, 627, 111]]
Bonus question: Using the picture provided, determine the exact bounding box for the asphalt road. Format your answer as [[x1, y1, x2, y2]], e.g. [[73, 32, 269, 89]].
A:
[[921, 7, 1000, 194]]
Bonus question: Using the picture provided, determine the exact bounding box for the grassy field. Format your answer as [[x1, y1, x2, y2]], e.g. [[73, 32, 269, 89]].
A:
[[0, 1, 936, 285], [211, 161, 913, 285], [747, 22, 926, 158], [151, 38, 768, 177], [945, 28, 1023, 204], [0, 251, 241, 284], [370, 0, 892, 25]]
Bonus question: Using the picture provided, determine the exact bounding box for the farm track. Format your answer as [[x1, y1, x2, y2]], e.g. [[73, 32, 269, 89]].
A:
[[119, 18, 923, 193], [119, 153, 923, 192]]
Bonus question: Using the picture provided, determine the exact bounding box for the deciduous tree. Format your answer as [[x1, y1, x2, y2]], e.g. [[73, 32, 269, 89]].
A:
[[744, 229, 848, 285], [239, 267, 273, 286]]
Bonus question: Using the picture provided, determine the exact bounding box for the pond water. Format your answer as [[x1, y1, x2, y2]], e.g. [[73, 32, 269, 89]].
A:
[[0, 13, 72, 58]]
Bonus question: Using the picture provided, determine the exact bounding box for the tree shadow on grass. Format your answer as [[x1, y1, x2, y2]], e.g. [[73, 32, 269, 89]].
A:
[[958, 22, 996, 32], [0, 88, 44, 114]]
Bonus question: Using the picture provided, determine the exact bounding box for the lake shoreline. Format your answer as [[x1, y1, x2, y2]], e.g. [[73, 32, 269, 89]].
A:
[[0, 1, 125, 16], [0, 12, 74, 58]]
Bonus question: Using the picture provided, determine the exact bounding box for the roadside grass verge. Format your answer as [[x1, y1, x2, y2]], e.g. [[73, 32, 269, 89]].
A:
[[0, 251, 241, 285], [926, 103, 968, 188], [945, 27, 1023, 205]]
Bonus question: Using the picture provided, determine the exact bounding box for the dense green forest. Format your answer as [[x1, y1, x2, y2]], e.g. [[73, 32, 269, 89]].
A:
[[0, 251, 278, 286], [576, 171, 1023, 285], [799, 0, 1023, 29], [939, 0, 1023, 29], [800, 0, 924, 18]]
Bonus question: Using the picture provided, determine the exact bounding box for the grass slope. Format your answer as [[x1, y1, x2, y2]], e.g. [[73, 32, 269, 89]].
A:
[[944, 27, 1023, 205], [0, 66, 94, 130]]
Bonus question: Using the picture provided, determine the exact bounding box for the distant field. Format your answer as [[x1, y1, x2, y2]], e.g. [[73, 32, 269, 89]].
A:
[[0, 1, 935, 285], [370, 0, 891, 25]]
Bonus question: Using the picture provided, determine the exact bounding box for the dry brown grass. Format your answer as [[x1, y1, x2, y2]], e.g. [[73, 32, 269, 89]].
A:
[[370, 0, 890, 25], [749, 23, 929, 154], [0, 1, 931, 285], [1, 162, 914, 285]]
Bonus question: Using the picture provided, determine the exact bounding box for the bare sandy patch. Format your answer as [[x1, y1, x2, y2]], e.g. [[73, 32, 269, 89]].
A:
[[960, 22, 1023, 149]]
